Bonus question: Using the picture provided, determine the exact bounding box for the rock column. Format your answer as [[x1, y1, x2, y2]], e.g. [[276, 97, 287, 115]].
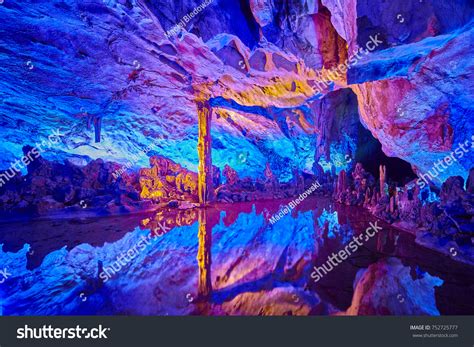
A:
[[196, 90, 214, 205]]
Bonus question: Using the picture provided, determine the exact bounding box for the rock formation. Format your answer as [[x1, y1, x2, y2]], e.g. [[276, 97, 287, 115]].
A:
[[0, 0, 472, 262]]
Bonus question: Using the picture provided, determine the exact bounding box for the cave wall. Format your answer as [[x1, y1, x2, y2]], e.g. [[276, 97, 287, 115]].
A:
[[0, 0, 472, 189]]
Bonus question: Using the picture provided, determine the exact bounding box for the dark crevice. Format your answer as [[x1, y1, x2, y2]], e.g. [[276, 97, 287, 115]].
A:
[[355, 130, 417, 185]]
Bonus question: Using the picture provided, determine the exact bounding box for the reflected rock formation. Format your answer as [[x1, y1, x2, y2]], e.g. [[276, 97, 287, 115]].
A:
[[1, 199, 473, 316], [0, 0, 473, 317], [344, 257, 443, 316]]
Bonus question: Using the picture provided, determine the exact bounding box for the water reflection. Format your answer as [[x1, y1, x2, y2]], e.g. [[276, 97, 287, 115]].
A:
[[0, 197, 473, 316], [197, 209, 212, 315]]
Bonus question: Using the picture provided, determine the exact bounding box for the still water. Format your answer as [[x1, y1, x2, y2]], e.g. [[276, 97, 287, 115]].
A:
[[0, 197, 473, 315]]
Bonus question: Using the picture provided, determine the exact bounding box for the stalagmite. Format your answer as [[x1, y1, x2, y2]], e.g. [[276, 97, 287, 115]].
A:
[[390, 196, 395, 213], [364, 188, 371, 205], [264, 162, 278, 191], [337, 170, 347, 196], [370, 193, 376, 206], [379, 165, 386, 196]]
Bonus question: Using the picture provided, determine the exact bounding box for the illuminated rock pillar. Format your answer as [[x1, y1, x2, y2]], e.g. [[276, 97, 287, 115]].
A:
[[196, 98, 214, 205], [197, 208, 212, 301], [194, 84, 214, 304]]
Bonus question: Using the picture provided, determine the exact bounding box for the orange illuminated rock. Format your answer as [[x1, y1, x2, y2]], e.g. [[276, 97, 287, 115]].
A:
[[139, 156, 199, 203]]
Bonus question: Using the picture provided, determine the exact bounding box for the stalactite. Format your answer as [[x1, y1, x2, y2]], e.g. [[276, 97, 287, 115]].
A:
[[86, 114, 92, 130], [93, 116, 102, 143]]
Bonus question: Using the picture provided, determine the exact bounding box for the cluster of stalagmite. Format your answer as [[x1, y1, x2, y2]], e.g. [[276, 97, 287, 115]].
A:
[[335, 163, 401, 219], [334, 162, 474, 245]]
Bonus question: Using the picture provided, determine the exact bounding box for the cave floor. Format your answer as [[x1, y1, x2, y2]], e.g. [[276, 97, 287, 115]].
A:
[[0, 197, 473, 315]]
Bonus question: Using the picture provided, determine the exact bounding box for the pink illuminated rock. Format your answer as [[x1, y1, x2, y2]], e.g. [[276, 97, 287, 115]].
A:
[[350, 24, 474, 185], [220, 287, 322, 316], [344, 257, 443, 315]]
